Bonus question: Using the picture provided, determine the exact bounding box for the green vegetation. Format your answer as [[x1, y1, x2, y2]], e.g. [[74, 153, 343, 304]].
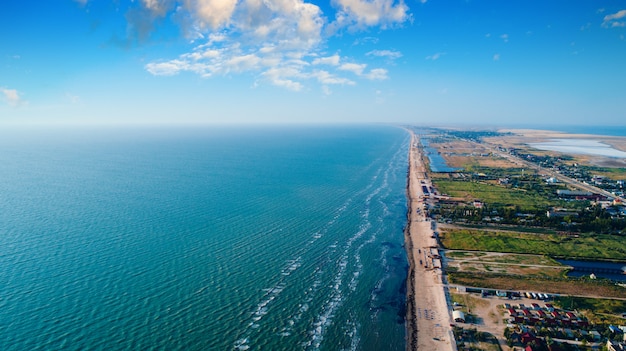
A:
[[440, 129, 512, 142], [462, 166, 527, 177], [448, 272, 626, 299], [453, 326, 501, 351], [457, 224, 557, 234], [554, 296, 626, 315], [440, 229, 626, 261], [471, 253, 561, 266], [434, 179, 559, 210], [582, 166, 626, 180], [554, 296, 626, 325], [445, 251, 567, 278], [445, 251, 488, 259]]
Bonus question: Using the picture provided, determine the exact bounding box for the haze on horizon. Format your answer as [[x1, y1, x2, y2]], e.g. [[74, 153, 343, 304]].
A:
[[1, 1, 625, 126]]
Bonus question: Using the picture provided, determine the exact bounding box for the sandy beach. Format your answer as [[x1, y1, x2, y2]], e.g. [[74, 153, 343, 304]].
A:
[[405, 131, 454, 351]]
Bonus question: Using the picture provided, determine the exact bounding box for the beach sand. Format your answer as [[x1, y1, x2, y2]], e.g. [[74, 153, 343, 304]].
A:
[[405, 131, 454, 351]]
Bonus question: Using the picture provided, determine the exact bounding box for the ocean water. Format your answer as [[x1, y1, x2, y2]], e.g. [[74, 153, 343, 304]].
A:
[[496, 124, 626, 138], [0, 125, 409, 351], [547, 125, 626, 138]]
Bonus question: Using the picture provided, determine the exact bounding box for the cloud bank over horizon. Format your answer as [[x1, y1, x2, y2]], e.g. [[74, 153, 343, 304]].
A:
[[2, 1, 625, 125], [118, 0, 409, 90]]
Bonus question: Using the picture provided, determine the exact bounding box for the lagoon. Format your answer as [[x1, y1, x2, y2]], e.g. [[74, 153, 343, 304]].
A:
[[558, 259, 626, 281], [420, 138, 458, 173], [529, 139, 626, 158]]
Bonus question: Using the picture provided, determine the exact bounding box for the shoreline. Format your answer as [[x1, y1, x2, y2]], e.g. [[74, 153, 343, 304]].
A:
[[404, 130, 455, 351]]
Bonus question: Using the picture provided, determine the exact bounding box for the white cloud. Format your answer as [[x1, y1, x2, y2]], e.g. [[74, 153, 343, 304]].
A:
[[365, 68, 388, 80], [500, 33, 509, 43], [338, 63, 387, 80], [145, 60, 190, 76], [227, 54, 262, 72], [137, 0, 398, 90], [366, 49, 402, 59], [191, 0, 239, 30], [311, 70, 355, 85], [312, 54, 341, 66], [493, 53, 500, 61], [331, 0, 409, 29], [1, 87, 23, 107], [352, 36, 379, 46], [604, 9, 626, 22], [425, 52, 444, 60], [141, 0, 172, 16], [339, 62, 366, 75], [262, 67, 304, 91], [603, 9, 626, 27], [74, 0, 88, 5]]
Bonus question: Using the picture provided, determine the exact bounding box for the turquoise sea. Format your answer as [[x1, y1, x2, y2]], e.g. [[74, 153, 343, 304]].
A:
[[0, 125, 409, 350]]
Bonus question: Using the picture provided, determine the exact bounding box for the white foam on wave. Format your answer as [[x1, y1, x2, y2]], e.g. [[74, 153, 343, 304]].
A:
[[306, 209, 373, 349], [234, 338, 249, 350], [239, 141, 407, 350], [280, 270, 323, 336], [347, 319, 361, 351], [307, 146, 403, 349], [281, 257, 302, 276]]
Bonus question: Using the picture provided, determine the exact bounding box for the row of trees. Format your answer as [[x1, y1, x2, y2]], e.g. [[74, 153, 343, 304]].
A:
[[432, 202, 626, 234]]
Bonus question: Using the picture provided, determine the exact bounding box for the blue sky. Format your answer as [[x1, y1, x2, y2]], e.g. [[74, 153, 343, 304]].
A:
[[1, 0, 625, 125]]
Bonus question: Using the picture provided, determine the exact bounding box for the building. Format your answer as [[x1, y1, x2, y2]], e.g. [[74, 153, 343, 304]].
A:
[[590, 330, 601, 341], [453, 310, 465, 323], [607, 340, 626, 351], [546, 208, 579, 218], [556, 190, 593, 197]]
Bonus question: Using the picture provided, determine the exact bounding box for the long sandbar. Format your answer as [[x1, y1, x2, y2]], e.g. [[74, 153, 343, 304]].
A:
[[405, 131, 454, 351]]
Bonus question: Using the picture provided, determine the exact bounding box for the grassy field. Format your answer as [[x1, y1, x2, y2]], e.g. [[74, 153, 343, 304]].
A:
[[448, 261, 567, 278], [553, 296, 626, 324], [448, 223, 558, 234], [554, 295, 626, 315], [447, 252, 562, 266], [449, 272, 626, 299], [445, 154, 519, 170], [440, 228, 626, 261], [433, 180, 554, 209], [584, 166, 626, 180], [445, 251, 567, 278]]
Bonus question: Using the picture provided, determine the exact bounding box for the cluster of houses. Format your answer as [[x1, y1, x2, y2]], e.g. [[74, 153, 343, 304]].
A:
[[506, 302, 589, 329], [504, 302, 626, 349], [554, 189, 608, 202], [509, 145, 625, 198]]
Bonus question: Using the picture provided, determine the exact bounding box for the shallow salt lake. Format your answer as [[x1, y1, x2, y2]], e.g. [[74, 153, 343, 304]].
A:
[[529, 139, 626, 158]]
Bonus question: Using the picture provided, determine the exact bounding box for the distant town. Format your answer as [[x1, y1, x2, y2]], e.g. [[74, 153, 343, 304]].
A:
[[407, 126, 626, 351]]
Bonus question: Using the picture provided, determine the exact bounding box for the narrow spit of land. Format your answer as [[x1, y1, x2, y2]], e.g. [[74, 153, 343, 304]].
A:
[[405, 132, 454, 351]]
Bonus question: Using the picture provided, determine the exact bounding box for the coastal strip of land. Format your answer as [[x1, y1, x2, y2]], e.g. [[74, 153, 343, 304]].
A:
[[405, 131, 454, 351]]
